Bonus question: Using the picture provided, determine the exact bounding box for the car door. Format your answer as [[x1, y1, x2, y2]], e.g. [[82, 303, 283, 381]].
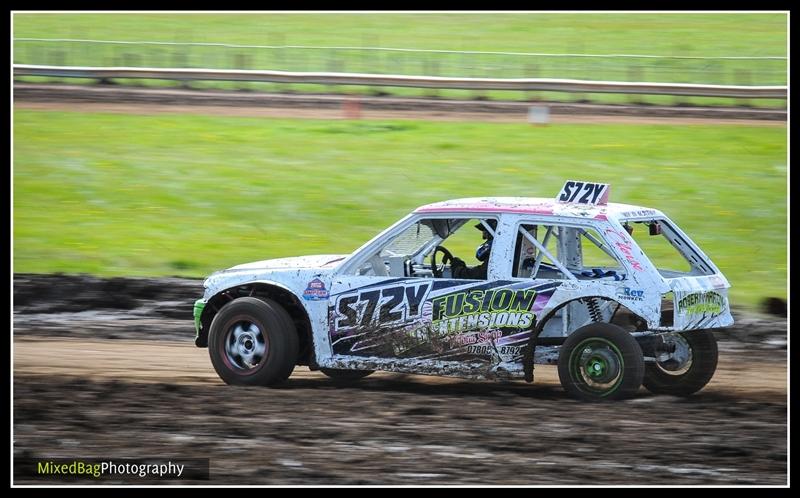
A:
[[324, 215, 544, 375], [327, 274, 436, 359], [326, 215, 509, 367]]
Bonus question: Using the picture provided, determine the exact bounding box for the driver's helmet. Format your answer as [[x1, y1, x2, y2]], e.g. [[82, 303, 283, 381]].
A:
[[476, 239, 493, 262], [474, 219, 497, 261], [473, 219, 498, 237]]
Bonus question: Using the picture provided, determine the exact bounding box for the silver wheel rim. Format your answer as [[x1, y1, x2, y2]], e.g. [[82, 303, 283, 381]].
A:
[[654, 334, 693, 376], [224, 321, 267, 371]]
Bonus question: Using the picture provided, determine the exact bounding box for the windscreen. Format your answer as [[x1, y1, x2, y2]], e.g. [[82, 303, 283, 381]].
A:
[[380, 221, 437, 258]]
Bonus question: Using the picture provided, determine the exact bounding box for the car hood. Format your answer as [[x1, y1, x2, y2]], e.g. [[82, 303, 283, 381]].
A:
[[226, 254, 349, 271], [202, 254, 349, 299]]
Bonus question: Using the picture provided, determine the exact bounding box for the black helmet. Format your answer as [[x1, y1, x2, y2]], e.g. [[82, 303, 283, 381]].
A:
[[474, 219, 497, 234], [475, 239, 493, 262]]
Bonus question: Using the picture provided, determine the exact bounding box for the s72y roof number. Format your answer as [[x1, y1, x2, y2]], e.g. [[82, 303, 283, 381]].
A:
[[557, 181, 610, 205]]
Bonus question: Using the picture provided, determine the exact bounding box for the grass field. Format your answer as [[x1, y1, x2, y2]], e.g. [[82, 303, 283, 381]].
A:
[[13, 13, 787, 107], [13, 109, 786, 308], [13, 13, 787, 55]]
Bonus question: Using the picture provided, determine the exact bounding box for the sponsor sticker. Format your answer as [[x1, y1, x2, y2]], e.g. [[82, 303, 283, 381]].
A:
[[620, 209, 657, 218], [617, 287, 645, 301], [303, 278, 330, 300], [678, 291, 725, 316], [603, 227, 645, 272], [429, 289, 536, 335], [709, 275, 727, 289]]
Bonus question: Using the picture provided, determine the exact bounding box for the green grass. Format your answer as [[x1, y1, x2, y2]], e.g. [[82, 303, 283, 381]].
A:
[[13, 13, 788, 106], [13, 109, 786, 309], [13, 13, 787, 55]]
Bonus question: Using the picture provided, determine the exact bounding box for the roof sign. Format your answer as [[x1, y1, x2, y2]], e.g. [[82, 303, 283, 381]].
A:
[[556, 180, 610, 205]]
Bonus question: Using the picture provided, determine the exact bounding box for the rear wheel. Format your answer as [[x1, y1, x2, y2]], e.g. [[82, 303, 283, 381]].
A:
[[208, 297, 298, 386], [320, 368, 374, 381], [642, 330, 718, 396], [558, 323, 644, 401]]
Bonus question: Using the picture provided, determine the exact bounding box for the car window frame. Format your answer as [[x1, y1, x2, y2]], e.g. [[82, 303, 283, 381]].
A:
[[336, 212, 500, 278], [504, 217, 631, 281]]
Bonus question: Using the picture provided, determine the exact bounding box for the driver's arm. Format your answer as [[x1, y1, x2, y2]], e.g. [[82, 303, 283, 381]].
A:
[[451, 258, 487, 280], [450, 256, 467, 278]]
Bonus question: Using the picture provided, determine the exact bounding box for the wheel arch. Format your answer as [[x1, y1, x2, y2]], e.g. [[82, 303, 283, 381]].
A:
[[197, 281, 315, 367], [534, 295, 648, 337], [524, 295, 647, 382]]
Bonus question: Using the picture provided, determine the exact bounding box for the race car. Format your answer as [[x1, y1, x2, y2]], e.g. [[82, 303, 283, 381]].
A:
[[193, 181, 733, 400]]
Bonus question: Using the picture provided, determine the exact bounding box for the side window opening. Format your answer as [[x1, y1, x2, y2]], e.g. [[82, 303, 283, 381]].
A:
[[513, 223, 625, 281], [577, 227, 624, 275], [351, 217, 496, 279], [624, 219, 713, 277], [514, 224, 572, 280], [441, 218, 496, 269]]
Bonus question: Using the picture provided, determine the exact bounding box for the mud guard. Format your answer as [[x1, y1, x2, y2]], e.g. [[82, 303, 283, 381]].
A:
[[523, 317, 538, 383]]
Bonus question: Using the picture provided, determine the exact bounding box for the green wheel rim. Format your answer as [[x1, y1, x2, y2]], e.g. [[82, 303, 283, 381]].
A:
[[569, 337, 625, 397]]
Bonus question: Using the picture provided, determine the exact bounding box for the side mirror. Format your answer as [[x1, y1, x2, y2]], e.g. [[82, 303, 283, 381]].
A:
[[649, 222, 662, 236]]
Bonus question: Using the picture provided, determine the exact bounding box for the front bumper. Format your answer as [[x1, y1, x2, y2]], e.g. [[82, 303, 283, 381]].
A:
[[193, 299, 206, 345]]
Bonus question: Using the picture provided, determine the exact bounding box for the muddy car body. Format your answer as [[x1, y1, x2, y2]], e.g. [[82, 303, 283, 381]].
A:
[[194, 181, 732, 400]]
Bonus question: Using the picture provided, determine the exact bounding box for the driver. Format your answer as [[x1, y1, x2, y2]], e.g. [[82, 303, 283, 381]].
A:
[[451, 220, 496, 279]]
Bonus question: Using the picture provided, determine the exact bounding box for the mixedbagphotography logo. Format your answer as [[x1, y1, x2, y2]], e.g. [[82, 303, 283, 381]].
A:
[[15, 458, 210, 482]]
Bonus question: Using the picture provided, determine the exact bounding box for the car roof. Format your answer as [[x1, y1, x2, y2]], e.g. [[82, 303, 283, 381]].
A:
[[414, 197, 665, 221]]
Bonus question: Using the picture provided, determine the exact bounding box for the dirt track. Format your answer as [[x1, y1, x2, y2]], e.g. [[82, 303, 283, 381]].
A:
[[15, 101, 787, 127], [14, 84, 787, 126], [12, 274, 788, 485]]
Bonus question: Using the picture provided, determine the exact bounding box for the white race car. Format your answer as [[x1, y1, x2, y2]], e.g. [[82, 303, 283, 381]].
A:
[[193, 181, 732, 400]]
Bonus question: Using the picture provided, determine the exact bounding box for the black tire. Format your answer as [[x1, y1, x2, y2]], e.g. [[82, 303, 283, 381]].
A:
[[208, 297, 298, 386], [320, 368, 374, 381], [643, 330, 718, 396], [558, 323, 645, 401], [259, 297, 299, 382]]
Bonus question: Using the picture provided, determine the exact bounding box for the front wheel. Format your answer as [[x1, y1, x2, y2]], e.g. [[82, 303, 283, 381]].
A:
[[642, 330, 718, 396], [208, 297, 298, 386], [558, 323, 645, 401]]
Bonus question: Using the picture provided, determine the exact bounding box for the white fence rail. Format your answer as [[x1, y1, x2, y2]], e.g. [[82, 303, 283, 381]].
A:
[[13, 64, 788, 99], [14, 38, 787, 88], [13, 38, 788, 60]]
